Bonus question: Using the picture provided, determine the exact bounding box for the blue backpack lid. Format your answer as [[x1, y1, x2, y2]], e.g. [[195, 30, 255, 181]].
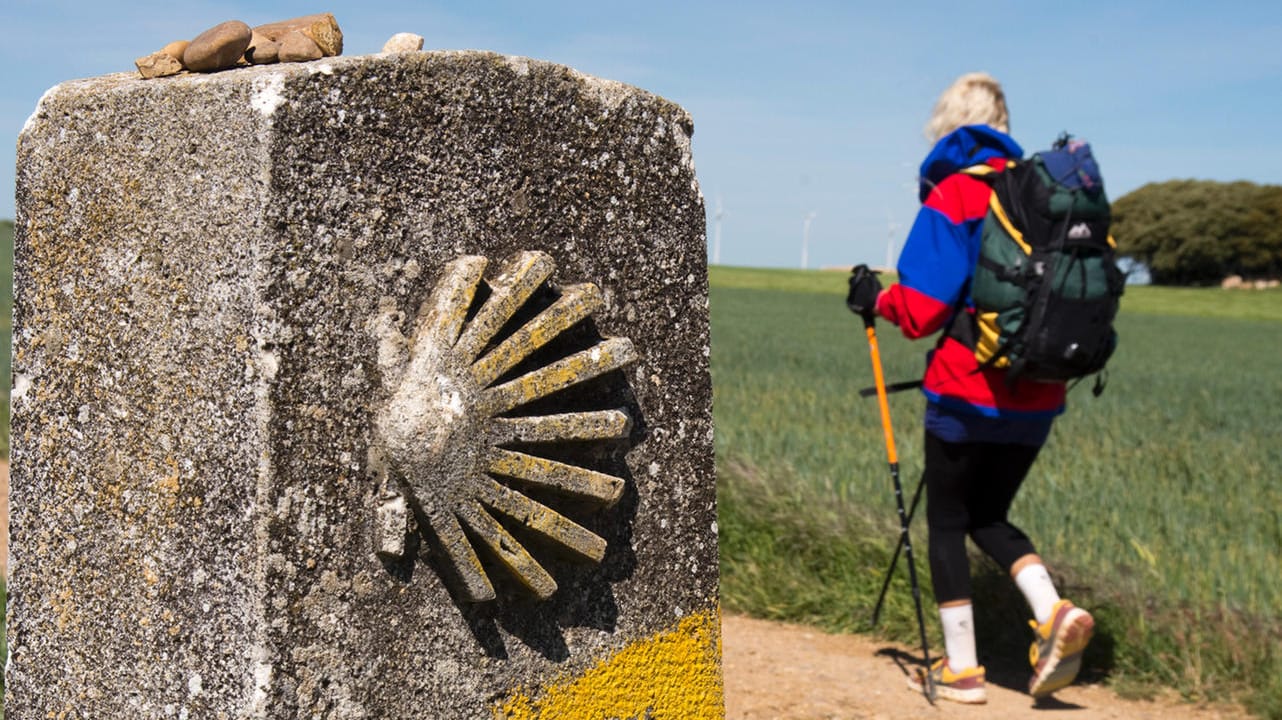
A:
[[1040, 138, 1103, 192]]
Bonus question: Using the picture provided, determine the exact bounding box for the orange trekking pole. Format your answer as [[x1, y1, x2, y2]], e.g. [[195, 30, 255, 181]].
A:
[[848, 265, 935, 703]]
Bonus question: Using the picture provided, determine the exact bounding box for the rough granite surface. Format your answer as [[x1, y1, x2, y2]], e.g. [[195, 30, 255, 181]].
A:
[[9, 51, 717, 719]]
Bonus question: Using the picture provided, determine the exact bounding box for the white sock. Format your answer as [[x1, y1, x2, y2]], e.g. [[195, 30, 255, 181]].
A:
[[939, 604, 978, 671], [1015, 563, 1061, 625]]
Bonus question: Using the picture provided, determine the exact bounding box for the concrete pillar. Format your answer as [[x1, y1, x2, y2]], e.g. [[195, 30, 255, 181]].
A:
[[10, 51, 720, 719]]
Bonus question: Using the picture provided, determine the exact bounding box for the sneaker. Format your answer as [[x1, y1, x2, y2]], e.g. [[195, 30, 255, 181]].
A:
[[907, 657, 987, 704], [1028, 599, 1095, 698]]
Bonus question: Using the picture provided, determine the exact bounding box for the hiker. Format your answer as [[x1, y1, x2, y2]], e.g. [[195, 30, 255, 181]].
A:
[[845, 72, 1095, 704]]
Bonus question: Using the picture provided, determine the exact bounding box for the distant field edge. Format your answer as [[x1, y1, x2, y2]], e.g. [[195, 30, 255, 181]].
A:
[[709, 265, 1282, 323]]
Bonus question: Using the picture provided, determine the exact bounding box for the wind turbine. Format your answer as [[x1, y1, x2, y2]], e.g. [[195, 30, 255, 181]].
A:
[[802, 211, 816, 270]]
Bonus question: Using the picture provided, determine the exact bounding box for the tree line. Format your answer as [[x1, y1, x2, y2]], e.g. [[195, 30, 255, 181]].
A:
[[1110, 179, 1282, 286]]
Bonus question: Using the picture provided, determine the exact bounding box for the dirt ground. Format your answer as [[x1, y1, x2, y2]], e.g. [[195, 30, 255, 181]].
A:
[[721, 613, 1251, 720]]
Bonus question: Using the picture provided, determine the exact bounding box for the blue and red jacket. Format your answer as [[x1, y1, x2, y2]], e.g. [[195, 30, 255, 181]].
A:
[[875, 125, 1065, 436]]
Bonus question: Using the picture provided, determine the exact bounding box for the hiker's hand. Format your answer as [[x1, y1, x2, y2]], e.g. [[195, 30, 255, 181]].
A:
[[846, 264, 882, 321]]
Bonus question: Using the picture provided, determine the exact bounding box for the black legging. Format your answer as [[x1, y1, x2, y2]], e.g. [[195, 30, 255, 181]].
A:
[[924, 430, 1041, 603]]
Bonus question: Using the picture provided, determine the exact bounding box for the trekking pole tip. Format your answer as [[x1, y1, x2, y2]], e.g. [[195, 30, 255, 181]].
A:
[[918, 667, 937, 704]]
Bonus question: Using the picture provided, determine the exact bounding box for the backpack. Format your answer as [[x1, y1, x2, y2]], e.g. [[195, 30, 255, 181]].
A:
[[952, 134, 1125, 390]]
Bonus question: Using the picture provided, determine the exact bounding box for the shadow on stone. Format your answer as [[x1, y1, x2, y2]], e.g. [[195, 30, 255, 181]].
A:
[[443, 472, 639, 660], [378, 525, 423, 584], [469, 373, 643, 659]]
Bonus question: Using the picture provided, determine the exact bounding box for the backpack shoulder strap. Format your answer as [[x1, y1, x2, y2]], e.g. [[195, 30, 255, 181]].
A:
[[958, 159, 1016, 180], [959, 161, 1030, 255]]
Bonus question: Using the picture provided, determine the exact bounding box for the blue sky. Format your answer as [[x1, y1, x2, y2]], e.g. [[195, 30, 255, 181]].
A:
[[3, 1, 1281, 269]]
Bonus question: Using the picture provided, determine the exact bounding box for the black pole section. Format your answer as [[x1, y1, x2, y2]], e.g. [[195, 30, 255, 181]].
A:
[[889, 459, 935, 703], [869, 471, 926, 628], [858, 379, 923, 398]]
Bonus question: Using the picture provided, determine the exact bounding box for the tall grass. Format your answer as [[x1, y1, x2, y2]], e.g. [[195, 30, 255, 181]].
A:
[[712, 266, 1282, 716]]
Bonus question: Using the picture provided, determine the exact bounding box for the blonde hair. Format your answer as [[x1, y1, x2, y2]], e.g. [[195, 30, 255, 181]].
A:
[[924, 72, 1009, 142]]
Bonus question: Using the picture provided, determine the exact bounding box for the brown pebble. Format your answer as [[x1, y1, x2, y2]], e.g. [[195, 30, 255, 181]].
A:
[[135, 51, 184, 79], [253, 13, 342, 57], [161, 40, 190, 65], [278, 30, 322, 62], [245, 31, 279, 64], [183, 20, 252, 72]]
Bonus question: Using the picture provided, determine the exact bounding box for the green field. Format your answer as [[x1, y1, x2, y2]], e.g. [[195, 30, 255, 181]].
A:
[[711, 266, 1282, 716]]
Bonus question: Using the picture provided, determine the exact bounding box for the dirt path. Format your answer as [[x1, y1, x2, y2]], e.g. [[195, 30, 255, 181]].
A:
[[721, 613, 1250, 720]]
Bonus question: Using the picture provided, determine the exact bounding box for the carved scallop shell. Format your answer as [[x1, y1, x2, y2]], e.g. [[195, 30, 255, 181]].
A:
[[371, 251, 637, 602]]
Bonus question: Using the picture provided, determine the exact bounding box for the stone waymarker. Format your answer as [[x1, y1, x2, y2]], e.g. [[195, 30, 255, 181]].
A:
[[10, 51, 721, 719]]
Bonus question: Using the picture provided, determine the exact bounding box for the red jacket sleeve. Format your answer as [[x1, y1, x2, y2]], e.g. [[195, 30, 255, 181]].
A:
[[875, 283, 952, 339], [874, 170, 995, 339]]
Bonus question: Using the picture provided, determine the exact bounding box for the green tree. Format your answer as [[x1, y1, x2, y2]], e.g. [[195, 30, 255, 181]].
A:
[[1112, 180, 1282, 285]]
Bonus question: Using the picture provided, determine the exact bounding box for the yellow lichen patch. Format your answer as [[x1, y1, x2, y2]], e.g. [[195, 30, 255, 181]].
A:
[[487, 448, 624, 505], [487, 410, 632, 444], [454, 251, 555, 363], [476, 478, 606, 562], [496, 608, 724, 720], [470, 283, 603, 387], [481, 337, 637, 415], [458, 502, 558, 599], [413, 255, 487, 349]]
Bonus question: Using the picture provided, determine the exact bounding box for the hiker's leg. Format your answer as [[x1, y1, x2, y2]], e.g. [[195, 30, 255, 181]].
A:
[[1012, 558, 1061, 624], [966, 442, 1040, 572], [965, 443, 1061, 622], [925, 431, 975, 604], [924, 431, 979, 670], [939, 600, 978, 670]]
